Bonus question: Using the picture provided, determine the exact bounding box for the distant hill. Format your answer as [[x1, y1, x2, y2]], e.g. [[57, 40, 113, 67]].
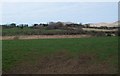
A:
[[89, 21, 119, 27], [62, 22, 74, 25]]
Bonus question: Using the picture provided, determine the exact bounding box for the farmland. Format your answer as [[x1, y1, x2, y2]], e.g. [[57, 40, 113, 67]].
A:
[[2, 22, 119, 36], [2, 37, 118, 74]]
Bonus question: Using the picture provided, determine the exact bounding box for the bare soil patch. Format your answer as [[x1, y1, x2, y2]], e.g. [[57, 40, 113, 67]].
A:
[[4, 51, 117, 74], [1, 35, 91, 40]]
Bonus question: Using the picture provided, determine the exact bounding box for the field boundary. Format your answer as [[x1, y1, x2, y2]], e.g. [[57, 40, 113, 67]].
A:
[[1, 35, 91, 40]]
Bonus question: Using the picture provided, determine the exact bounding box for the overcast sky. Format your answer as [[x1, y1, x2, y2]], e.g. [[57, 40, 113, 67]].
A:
[[1, 2, 118, 25]]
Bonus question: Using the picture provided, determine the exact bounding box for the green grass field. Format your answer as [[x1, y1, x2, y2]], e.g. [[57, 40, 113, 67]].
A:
[[2, 37, 118, 73]]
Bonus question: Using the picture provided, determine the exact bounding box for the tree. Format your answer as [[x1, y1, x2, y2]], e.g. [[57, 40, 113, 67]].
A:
[[47, 22, 56, 29], [84, 24, 90, 28], [54, 22, 64, 29], [33, 24, 38, 27], [24, 24, 28, 27], [79, 23, 82, 26], [10, 23, 16, 28], [56, 22, 63, 27], [17, 24, 24, 29]]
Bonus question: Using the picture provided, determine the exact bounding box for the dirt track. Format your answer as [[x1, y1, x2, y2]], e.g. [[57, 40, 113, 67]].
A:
[[1, 35, 91, 40]]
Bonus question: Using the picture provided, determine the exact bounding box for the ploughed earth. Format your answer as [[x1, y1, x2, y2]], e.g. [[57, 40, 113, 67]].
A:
[[3, 51, 117, 74], [1, 35, 91, 40]]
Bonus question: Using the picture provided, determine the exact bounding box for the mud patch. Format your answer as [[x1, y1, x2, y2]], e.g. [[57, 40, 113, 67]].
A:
[[4, 51, 117, 74]]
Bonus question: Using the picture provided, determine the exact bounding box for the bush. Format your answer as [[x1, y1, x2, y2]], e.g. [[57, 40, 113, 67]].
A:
[[13, 36, 19, 40]]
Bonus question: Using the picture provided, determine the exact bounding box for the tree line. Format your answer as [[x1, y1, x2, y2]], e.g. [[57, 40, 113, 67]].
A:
[[1, 21, 119, 36], [1, 22, 118, 30]]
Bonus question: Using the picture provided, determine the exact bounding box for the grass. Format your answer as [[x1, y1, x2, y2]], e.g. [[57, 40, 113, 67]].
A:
[[2, 27, 68, 36], [2, 37, 118, 72]]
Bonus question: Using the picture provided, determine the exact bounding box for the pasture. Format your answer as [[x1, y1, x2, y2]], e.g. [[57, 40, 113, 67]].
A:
[[2, 37, 118, 74], [2, 27, 81, 36]]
